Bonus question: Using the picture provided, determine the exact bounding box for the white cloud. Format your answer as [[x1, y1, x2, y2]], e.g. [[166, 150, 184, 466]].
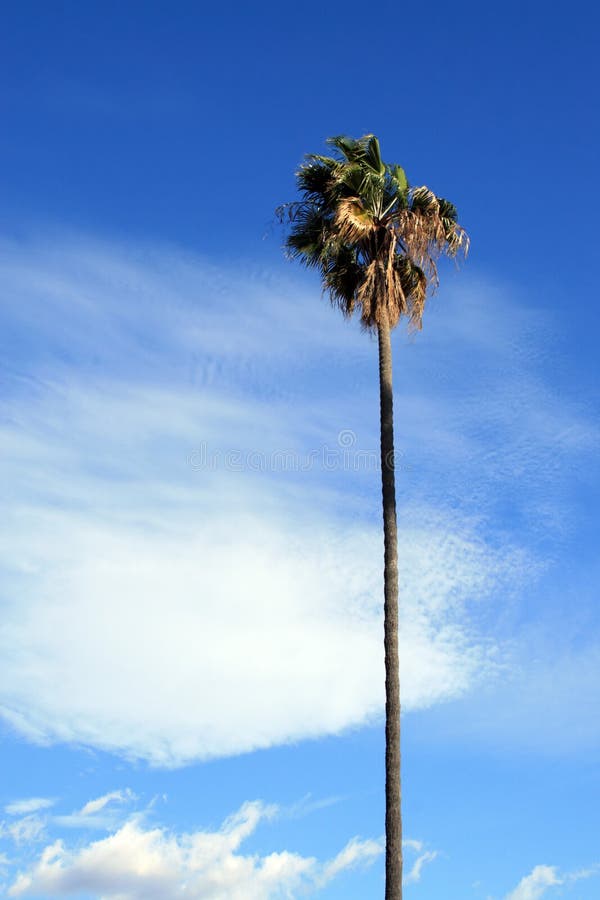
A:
[[405, 849, 438, 884], [403, 838, 424, 852], [79, 790, 135, 817], [401, 838, 439, 885], [320, 835, 383, 884], [568, 864, 600, 880], [4, 799, 55, 817], [8, 801, 381, 899], [0, 233, 593, 763], [50, 790, 139, 831], [1, 816, 47, 846], [505, 865, 561, 900], [283, 794, 342, 820], [0, 493, 497, 764], [504, 863, 600, 900]]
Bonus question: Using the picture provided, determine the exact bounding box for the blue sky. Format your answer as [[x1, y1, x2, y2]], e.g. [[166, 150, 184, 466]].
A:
[[0, 2, 599, 898]]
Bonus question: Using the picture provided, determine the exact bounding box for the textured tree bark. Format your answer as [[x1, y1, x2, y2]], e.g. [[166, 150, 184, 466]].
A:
[[378, 312, 402, 900]]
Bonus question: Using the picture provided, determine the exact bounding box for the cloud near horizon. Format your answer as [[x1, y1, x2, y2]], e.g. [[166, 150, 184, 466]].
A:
[[7, 800, 382, 899]]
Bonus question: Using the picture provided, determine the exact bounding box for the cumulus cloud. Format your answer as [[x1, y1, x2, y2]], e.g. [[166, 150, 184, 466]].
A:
[[8, 801, 382, 899]]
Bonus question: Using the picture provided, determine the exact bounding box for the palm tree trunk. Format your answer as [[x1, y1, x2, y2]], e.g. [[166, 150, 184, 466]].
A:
[[378, 312, 402, 900]]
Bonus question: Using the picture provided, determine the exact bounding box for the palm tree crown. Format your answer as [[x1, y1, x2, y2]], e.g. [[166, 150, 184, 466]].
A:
[[277, 134, 468, 330]]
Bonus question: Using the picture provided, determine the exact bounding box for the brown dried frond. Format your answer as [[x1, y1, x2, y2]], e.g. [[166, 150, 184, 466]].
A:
[[356, 259, 380, 326], [384, 269, 408, 329], [351, 191, 465, 331], [378, 256, 429, 332], [383, 233, 407, 329], [395, 204, 449, 290], [334, 197, 376, 244], [406, 266, 428, 331], [447, 223, 470, 257], [355, 234, 413, 330], [357, 261, 396, 328], [400, 186, 470, 271]]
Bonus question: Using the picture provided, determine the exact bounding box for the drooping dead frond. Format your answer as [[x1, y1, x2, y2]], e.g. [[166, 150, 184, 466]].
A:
[[356, 260, 384, 327], [445, 221, 470, 257], [355, 232, 410, 330], [395, 257, 428, 330], [392, 185, 468, 291]]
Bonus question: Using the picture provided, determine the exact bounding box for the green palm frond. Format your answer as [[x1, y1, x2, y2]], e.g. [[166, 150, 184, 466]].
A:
[[361, 135, 385, 175], [409, 186, 439, 215], [296, 160, 335, 201], [323, 245, 362, 316], [327, 134, 385, 175], [326, 135, 362, 161], [436, 197, 469, 256], [389, 164, 408, 196], [385, 164, 409, 212], [437, 197, 458, 221]]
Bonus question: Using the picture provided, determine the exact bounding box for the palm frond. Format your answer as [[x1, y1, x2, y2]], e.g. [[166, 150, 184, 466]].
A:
[[389, 164, 408, 196], [296, 160, 335, 200], [326, 135, 362, 162], [284, 205, 333, 268], [334, 197, 376, 243], [361, 134, 385, 175], [323, 245, 362, 316], [409, 186, 439, 215]]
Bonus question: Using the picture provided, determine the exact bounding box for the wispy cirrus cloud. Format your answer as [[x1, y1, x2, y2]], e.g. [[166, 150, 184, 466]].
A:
[[0, 233, 596, 764], [79, 790, 135, 818], [51, 789, 138, 831], [0, 816, 47, 847], [4, 800, 55, 817]]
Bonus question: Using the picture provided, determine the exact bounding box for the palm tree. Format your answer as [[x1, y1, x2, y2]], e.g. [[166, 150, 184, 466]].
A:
[[277, 134, 468, 900]]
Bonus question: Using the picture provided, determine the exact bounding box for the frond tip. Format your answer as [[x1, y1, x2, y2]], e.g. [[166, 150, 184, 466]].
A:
[[277, 134, 468, 331]]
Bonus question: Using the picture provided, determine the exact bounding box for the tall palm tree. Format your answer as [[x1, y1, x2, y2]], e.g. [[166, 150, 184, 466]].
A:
[[277, 134, 468, 900]]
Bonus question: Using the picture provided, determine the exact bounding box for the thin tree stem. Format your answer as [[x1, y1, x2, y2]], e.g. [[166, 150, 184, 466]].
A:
[[378, 313, 402, 900]]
